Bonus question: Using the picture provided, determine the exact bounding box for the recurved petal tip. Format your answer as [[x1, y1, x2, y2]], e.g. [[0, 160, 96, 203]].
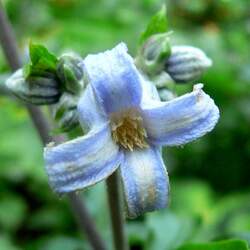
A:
[[142, 84, 220, 146]]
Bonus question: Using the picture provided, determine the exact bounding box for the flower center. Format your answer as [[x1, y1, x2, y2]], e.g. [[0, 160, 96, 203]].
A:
[[110, 110, 148, 151]]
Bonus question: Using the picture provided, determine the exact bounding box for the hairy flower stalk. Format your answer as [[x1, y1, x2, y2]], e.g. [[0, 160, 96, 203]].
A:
[[44, 43, 219, 218]]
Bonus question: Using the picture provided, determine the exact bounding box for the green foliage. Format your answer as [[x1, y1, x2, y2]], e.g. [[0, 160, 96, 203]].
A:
[[0, 235, 20, 250], [139, 5, 168, 46], [0, 193, 27, 231], [1, 0, 250, 249], [177, 239, 249, 250], [146, 211, 196, 250], [24, 43, 58, 78], [38, 236, 87, 250]]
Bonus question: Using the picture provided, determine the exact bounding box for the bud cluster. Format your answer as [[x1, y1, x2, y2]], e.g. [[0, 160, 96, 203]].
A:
[[56, 53, 85, 95], [136, 33, 171, 76], [51, 53, 85, 132], [52, 92, 79, 132], [5, 45, 86, 132], [136, 33, 213, 100]]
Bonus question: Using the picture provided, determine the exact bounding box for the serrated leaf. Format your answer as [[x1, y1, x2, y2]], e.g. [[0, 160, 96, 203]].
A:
[[177, 239, 249, 250], [139, 5, 168, 46], [24, 43, 58, 78]]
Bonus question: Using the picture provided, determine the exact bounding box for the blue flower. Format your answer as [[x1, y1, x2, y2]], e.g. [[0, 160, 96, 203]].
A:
[[44, 43, 219, 218]]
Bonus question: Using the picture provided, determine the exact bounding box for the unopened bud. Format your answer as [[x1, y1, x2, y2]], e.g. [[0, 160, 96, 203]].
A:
[[165, 46, 212, 84], [6, 69, 60, 105], [136, 33, 171, 76], [152, 71, 175, 89], [158, 88, 176, 101], [56, 53, 85, 95], [53, 93, 79, 132]]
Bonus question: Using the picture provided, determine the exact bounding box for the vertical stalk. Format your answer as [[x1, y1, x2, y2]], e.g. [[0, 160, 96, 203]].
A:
[[0, 73, 12, 96], [0, 2, 106, 250], [68, 193, 106, 250], [106, 172, 129, 250]]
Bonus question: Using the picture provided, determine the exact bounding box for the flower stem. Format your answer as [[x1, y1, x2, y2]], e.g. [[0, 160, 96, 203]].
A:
[[0, 73, 11, 96], [68, 193, 106, 250], [0, 2, 106, 250], [106, 171, 129, 250]]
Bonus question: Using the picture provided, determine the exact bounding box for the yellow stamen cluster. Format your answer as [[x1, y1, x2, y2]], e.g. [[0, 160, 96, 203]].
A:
[[111, 111, 148, 151]]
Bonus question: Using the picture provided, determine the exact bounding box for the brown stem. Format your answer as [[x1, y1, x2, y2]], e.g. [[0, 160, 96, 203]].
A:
[[106, 172, 129, 250], [0, 2, 106, 250]]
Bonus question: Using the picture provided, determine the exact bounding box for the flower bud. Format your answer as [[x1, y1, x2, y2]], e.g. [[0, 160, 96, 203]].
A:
[[6, 69, 61, 105], [165, 46, 212, 84], [158, 88, 176, 101], [136, 33, 171, 76], [151, 71, 175, 89], [56, 53, 85, 95], [52, 93, 79, 132]]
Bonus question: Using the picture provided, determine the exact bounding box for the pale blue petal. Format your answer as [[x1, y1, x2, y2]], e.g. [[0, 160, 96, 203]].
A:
[[77, 84, 107, 132], [120, 147, 169, 218], [140, 75, 160, 103], [83, 43, 142, 114], [44, 123, 122, 194], [141, 84, 219, 146]]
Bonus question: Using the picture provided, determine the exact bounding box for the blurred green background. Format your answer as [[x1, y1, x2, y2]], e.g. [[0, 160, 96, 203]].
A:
[[0, 0, 250, 249]]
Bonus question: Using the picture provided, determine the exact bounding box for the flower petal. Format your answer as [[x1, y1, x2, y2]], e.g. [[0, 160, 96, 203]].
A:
[[141, 75, 160, 103], [44, 123, 122, 194], [83, 43, 142, 114], [120, 147, 169, 218], [141, 84, 219, 146], [77, 84, 107, 132]]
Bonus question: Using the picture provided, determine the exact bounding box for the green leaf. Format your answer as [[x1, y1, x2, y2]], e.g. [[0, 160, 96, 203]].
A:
[[24, 43, 58, 78], [40, 236, 88, 250], [139, 5, 168, 46], [0, 193, 27, 231], [177, 239, 249, 250], [127, 222, 149, 246], [145, 211, 196, 250], [0, 235, 21, 250], [171, 180, 214, 220], [27, 206, 71, 230]]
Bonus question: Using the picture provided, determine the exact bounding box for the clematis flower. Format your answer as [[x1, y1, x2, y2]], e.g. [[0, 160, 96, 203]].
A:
[[44, 43, 219, 218]]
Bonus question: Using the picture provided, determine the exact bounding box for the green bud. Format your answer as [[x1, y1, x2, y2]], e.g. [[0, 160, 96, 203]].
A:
[[151, 71, 175, 89], [53, 93, 80, 132], [136, 32, 171, 76], [56, 53, 85, 95], [158, 88, 176, 101], [6, 69, 61, 105]]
